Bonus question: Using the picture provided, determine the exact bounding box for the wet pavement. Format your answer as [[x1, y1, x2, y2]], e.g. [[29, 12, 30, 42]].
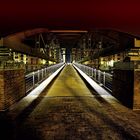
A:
[[1, 65, 140, 140]]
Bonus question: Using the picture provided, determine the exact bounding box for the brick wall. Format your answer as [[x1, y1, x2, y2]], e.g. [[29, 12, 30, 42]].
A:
[[0, 73, 5, 110], [134, 70, 140, 110], [0, 69, 25, 111], [112, 70, 134, 108], [113, 69, 140, 109]]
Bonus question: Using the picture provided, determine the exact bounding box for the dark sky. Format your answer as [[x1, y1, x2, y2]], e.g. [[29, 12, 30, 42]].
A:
[[0, 0, 140, 36]]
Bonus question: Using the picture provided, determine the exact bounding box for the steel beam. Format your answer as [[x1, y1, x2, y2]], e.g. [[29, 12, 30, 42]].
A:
[[1, 28, 56, 62]]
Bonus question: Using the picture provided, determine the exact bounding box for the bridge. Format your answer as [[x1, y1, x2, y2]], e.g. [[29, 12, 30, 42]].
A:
[[0, 1, 140, 140]]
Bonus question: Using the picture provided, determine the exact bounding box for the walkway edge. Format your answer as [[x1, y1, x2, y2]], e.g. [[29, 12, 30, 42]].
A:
[[73, 64, 114, 96], [8, 64, 65, 118]]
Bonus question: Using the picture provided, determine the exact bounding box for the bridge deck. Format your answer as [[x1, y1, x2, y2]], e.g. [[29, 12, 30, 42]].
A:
[[2, 64, 140, 140], [47, 64, 93, 97]]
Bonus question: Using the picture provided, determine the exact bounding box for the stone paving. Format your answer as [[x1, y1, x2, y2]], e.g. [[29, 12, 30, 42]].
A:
[[1, 65, 140, 140], [14, 96, 140, 140]]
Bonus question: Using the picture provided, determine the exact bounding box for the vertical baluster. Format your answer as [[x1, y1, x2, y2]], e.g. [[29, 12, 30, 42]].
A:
[[42, 69, 44, 80], [33, 72, 35, 87], [98, 70, 100, 83], [38, 70, 40, 83], [103, 72, 106, 86], [92, 68, 94, 77], [94, 69, 96, 80]]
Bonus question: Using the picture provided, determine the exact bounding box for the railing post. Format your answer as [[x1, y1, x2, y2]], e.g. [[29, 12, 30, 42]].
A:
[[33, 72, 35, 87], [103, 72, 106, 86], [47, 68, 48, 75], [38, 70, 40, 83], [86, 67, 88, 75], [90, 68, 92, 77], [94, 69, 96, 80], [91, 68, 93, 77], [42, 69, 44, 79], [98, 70, 101, 83], [84, 65, 85, 73], [45, 68, 47, 77]]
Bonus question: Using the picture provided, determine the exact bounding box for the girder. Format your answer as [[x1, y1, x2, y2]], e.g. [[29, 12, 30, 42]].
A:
[[1, 28, 56, 62]]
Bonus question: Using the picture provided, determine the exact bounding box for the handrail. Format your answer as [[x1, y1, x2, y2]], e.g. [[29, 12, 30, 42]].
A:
[[25, 62, 64, 93], [73, 63, 113, 92]]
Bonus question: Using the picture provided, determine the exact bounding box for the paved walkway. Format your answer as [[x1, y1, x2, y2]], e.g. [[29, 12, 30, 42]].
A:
[[1, 65, 140, 140], [47, 64, 92, 97]]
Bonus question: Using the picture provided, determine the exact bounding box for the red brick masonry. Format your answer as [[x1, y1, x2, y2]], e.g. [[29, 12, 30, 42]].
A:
[[113, 69, 140, 110], [0, 69, 25, 111]]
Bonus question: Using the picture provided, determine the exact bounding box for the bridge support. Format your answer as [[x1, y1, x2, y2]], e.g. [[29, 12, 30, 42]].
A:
[[0, 68, 25, 111], [112, 61, 140, 109]]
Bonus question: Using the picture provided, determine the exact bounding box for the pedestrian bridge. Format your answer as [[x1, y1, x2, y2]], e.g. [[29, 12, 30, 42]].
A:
[[1, 64, 140, 140]]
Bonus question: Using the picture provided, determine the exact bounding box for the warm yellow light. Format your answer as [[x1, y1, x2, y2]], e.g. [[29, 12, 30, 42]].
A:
[[108, 60, 114, 67], [135, 38, 140, 47], [49, 61, 54, 65], [42, 59, 46, 65]]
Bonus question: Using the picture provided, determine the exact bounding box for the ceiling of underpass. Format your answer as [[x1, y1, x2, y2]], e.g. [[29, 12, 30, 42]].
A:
[[0, 0, 140, 37], [1, 0, 140, 60]]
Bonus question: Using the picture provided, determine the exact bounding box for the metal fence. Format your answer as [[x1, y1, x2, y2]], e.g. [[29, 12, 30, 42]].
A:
[[25, 62, 64, 93], [73, 63, 113, 92]]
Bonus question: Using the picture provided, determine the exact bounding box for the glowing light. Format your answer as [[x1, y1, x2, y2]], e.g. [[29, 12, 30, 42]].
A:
[[135, 38, 140, 47], [109, 60, 114, 67]]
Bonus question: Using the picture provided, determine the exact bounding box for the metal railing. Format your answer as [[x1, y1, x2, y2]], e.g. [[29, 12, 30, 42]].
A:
[[25, 62, 64, 93], [73, 63, 113, 92]]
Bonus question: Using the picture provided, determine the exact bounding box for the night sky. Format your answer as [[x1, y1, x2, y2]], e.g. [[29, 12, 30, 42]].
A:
[[0, 0, 140, 36]]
